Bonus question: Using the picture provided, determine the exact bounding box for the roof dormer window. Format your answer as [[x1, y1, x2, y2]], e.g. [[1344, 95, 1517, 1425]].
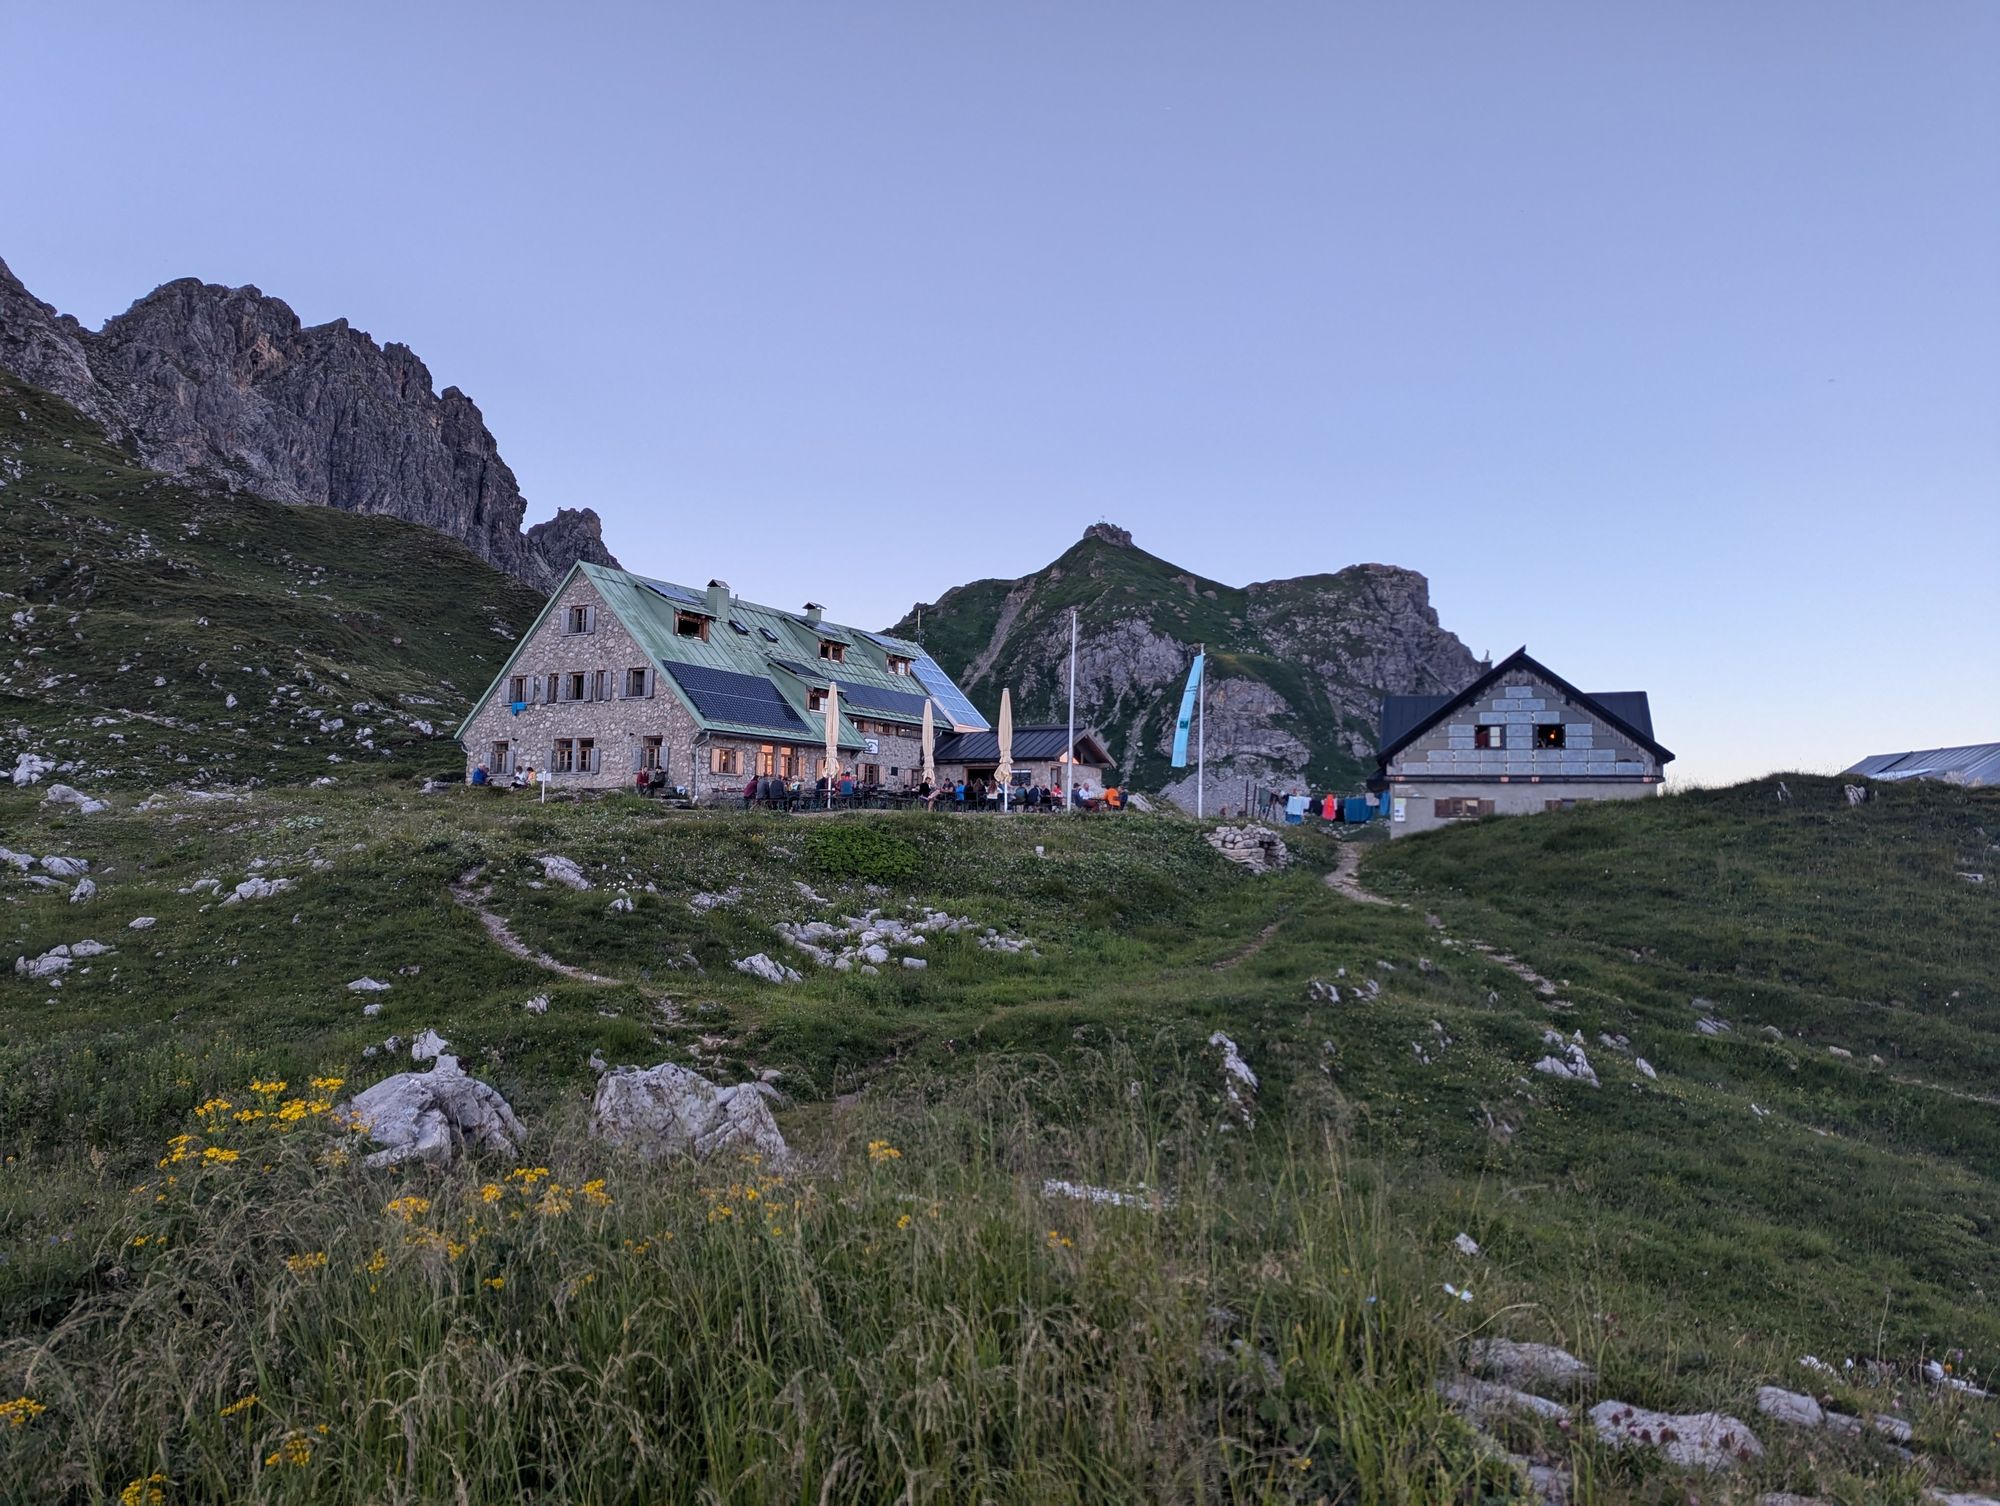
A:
[[818, 640, 846, 663], [887, 654, 913, 677], [675, 611, 710, 640]]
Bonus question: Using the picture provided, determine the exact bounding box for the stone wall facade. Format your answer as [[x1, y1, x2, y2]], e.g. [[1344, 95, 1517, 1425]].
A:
[[1385, 668, 1662, 837], [458, 576, 929, 802]]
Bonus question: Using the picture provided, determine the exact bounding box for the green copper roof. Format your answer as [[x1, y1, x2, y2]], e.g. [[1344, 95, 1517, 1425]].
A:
[[459, 562, 970, 749]]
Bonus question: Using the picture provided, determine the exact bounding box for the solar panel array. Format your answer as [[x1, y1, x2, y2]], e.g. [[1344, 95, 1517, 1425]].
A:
[[907, 652, 989, 730], [638, 577, 702, 605], [768, 657, 818, 679], [662, 662, 809, 735], [838, 681, 931, 719]]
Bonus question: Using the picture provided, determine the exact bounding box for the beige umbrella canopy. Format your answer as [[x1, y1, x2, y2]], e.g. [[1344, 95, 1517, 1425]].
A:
[[921, 697, 936, 788], [823, 680, 840, 801], [997, 688, 1014, 804]]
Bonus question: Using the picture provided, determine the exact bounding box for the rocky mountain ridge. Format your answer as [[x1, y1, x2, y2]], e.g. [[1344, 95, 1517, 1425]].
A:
[[0, 256, 616, 590], [889, 524, 1481, 802]]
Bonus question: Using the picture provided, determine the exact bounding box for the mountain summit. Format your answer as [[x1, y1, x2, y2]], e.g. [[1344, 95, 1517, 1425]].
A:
[[888, 527, 1479, 801], [0, 256, 616, 589]]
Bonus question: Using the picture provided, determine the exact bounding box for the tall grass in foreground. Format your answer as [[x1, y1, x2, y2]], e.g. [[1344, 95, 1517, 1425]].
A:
[[0, 1054, 1498, 1505]]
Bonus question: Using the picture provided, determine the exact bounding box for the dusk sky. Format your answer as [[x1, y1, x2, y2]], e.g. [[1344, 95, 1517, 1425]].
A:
[[5, 2, 1994, 786]]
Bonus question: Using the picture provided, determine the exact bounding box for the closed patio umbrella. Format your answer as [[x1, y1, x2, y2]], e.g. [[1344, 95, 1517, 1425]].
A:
[[921, 697, 936, 790], [997, 688, 1014, 812], [823, 681, 840, 808]]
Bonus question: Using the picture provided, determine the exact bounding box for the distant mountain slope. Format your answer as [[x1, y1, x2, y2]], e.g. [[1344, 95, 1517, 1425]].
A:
[[888, 524, 1479, 800], [0, 370, 547, 787], [0, 256, 615, 589]]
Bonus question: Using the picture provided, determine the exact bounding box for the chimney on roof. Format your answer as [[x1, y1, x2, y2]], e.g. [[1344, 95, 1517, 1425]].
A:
[[803, 601, 824, 627], [706, 579, 730, 617]]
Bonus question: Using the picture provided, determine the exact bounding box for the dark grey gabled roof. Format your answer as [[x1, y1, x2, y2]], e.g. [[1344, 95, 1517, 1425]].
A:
[[1847, 742, 2000, 787], [1376, 647, 1673, 766], [933, 725, 1112, 766]]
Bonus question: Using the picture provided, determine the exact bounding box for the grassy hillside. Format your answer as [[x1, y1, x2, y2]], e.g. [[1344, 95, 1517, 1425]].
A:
[[3, 774, 1999, 1500], [0, 372, 546, 788]]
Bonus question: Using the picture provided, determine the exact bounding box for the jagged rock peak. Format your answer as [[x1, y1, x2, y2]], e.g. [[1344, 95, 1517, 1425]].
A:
[[1082, 522, 1134, 548], [0, 254, 618, 590]]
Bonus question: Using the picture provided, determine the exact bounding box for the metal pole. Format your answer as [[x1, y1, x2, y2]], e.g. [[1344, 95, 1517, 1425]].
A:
[[1196, 642, 1205, 820], [1065, 607, 1077, 814]]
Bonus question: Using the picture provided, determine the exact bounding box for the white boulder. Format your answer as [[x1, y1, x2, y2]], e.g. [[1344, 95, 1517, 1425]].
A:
[[346, 977, 393, 993], [11, 752, 53, 787], [42, 784, 109, 814], [1533, 1030, 1600, 1087], [733, 952, 802, 984], [15, 947, 73, 979], [221, 876, 292, 905], [1439, 1376, 1570, 1425], [1209, 1032, 1259, 1127], [40, 855, 89, 879], [128, 916, 156, 930], [589, 1061, 788, 1163], [1468, 1339, 1596, 1392], [337, 1056, 525, 1169], [410, 1028, 450, 1061], [0, 847, 32, 871], [68, 877, 97, 904], [1589, 1401, 1763, 1470], [536, 854, 591, 891]]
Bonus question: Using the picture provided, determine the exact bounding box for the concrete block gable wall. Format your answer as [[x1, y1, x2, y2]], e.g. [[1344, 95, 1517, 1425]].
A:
[[1387, 669, 1660, 835]]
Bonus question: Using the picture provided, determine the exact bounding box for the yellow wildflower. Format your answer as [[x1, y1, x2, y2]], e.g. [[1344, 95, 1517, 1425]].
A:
[[219, 1394, 259, 1418], [0, 1396, 46, 1427], [308, 1076, 345, 1092], [896, 1213, 913, 1230], [1046, 1230, 1073, 1249], [194, 1098, 232, 1117], [264, 1435, 312, 1468], [579, 1178, 612, 1208], [283, 1251, 328, 1274], [276, 1099, 310, 1122], [202, 1146, 240, 1164], [708, 1205, 735, 1223], [384, 1195, 431, 1222], [361, 1249, 388, 1275], [866, 1139, 901, 1164], [119, 1474, 169, 1506], [478, 1183, 503, 1203], [483, 1276, 505, 1290], [231, 1109, 266, 1124], [249, 1079, 288, 1097], [506, 1166, 551, 1185]]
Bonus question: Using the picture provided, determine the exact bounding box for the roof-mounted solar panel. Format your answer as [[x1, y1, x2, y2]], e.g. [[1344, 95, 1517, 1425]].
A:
[[909, 652, 988, 730], [838, 682, 930, 719], [662, 662, 809, 735], [637, 576, 703, 605]]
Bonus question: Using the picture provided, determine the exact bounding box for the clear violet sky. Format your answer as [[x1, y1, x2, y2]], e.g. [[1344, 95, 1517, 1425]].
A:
[[5, 2, 1995, 786]]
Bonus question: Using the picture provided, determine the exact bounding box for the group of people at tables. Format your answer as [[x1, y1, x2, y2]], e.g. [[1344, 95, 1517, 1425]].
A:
[[738, 773, 1125, 812]]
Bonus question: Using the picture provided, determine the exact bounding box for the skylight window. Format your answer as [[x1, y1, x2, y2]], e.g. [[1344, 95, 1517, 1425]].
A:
[[758, 627, 779, 643], [728, 619, 750, 635]]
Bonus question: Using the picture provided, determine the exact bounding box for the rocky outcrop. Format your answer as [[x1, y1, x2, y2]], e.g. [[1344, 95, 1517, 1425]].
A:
[[589, 1061, 788, 1163], [337, 1056, 526, 1169], [888, 525, 1478, 803], [0, 255, 618, 588]]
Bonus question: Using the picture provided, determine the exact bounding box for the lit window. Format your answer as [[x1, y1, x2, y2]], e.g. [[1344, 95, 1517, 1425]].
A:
[[1534, 724, 1566, 749]]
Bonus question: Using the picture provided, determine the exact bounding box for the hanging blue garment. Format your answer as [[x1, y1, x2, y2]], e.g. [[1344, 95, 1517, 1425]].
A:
[[1170, 653, 1204, 768]]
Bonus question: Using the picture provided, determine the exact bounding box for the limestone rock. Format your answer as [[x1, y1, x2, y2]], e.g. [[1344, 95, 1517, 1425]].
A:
[[1588, 1401, 1762, 1470], [1439, 1376, 1570, 1425], [127, 916, 156, 930], [221, 876, 292, 904], [346, 976, 393, 993], [337, 1056, 525, 1170], [40, 855, 89, 879], [410, 1028, 450, 1061], [42, 784, 109, 814], [68, 877, 97, 904], [1209, 1032, 1259, 1127], [537, 854, 590, 891], [589, 1061, 787, 1164], [733, 952, 801, 984], [11, 753, 54, 787], [1467, 1339, 1596, 1393], [1205, 824, 1293, 874], [1533, 1031, 1599, 1088]]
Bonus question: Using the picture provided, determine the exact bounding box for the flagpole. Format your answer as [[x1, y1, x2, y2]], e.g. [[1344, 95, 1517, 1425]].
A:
[[1065, 607, 1077, 815], [1196, 641, 1205, 820]]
